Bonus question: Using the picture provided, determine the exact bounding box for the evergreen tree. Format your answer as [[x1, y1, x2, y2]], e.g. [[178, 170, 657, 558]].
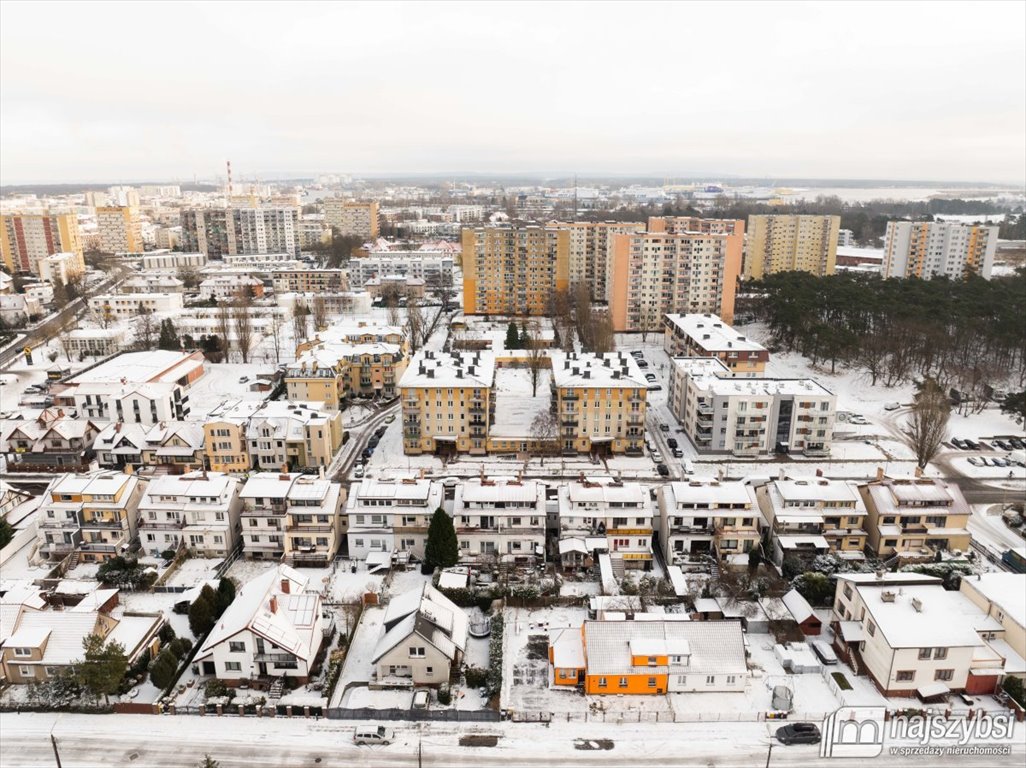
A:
[[77, 634, 128, 704], [158, 318, 180, 351], [149, 649, 178, 690], [519, 321, 528, 347], [199, 756, 221, 768], [424, 507, 459, 569], [214, 577, 236, 617], [504, 321, 520, 350], [188, 584, 218, 636]]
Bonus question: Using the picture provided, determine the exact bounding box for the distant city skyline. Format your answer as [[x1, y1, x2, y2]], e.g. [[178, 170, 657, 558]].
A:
[[1, 1, 1024, 185]]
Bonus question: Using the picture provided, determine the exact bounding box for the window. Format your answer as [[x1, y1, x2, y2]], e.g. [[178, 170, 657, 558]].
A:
[[225, 662, 242, 672], [933, 648, 947, 660], [934, 669, 953, 682], [13, 647, 32, 657], [647, 677, 657, 688], [918, 648, 931, 660], [726, 675, 736, 685], [618, 677, 628, 688], [19, 666, 34, 677], [842, 584, 853, 600], [706, 675, 716, 685], [598, 677, 607, 688], [896, 670, 915, 682], [425, 667, 433, 676], [229, 641, 246, 653], [866, 621, 876, 637], [409, 646, 426, 658]]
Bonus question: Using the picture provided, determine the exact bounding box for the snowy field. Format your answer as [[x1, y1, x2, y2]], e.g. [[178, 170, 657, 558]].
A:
[[490, 368, 551, 439]]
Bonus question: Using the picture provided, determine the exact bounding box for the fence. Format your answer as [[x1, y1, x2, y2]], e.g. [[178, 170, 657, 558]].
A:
[[513, 709, 829, 724], [326, 707, 500, 723]]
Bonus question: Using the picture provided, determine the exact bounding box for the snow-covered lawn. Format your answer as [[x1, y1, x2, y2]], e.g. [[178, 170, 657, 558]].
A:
[[326, 559, 388, 603], [491, 368, 551, 439], [501, 605, 588, 713], [167, 557, 224, 588], [186, 362, 277, 420]]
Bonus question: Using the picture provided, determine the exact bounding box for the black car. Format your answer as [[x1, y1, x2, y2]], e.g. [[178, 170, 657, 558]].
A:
[[667, 438, 678, 449], [656, 463, 669, 477], [375, 426, 388, 438], [993, 439, 1010, 451], [965, 439, 980, 450], [1010, 437, 1025, 450], [775, 723, 821, 745], [368, 436, 380, 449], [951, 438, 967, 449], [362, 447, 373, 459], [636, 360, 649, 368]]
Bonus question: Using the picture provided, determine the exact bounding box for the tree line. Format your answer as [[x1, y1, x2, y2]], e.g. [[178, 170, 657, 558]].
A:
[[742, 269, 1026, 411]]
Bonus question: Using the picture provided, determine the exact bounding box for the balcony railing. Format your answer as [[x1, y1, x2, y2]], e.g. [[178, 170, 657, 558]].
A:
[[286, 524, 333, 533]]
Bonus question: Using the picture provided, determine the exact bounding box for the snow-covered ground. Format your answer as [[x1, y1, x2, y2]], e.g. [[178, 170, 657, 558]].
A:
[[331, 605, 386, 706], [491, 368, 551, 439]]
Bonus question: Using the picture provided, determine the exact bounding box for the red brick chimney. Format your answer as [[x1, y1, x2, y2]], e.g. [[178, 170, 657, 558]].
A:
[[280, 578, 290, 594], [269, 595, 278, 613]]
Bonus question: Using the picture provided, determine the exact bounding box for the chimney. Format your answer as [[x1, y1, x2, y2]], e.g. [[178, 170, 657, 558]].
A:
[[280, 578, 290, 594], [815, 468, 823, 477], [115, 422, 122, 433], [318, 465, 325, 479], [914, 465, 923, 478], [875, 466, 885, 482], [58, 408, 64, 418], [269, 595, 278, 613]]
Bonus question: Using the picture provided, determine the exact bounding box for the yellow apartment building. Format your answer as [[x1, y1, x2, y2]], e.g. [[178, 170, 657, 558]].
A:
[[744, 214, 840, 279], [96, 206, 143, 254], [461, 226, 570, 316], [1, 212, 83, 275]]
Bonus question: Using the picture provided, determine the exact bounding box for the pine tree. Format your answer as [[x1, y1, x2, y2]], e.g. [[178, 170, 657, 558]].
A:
[[214, 577, 236, 617], [424, 507, 459, 569], [504, 321, 520, 350], [199, 755, 221, 768], [188, 584, 218, 637], [158, 318, 180, 351], [77, 634, 128, 704]]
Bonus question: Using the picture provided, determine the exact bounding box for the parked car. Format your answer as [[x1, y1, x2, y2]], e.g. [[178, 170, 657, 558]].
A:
[[636, 360, 649, 369], [375, 426, 387, 438], [968, 457, 980, 466], [811, 641, 838, 665], [681, 459, 695, 475], [354, 726, 394, 746], [966, 439, 980, 450], [368, 436, 380, 449], [672, 448, 683, 458], [384, 414, 396, 423], [649, 383, 662, 391], [775, 723, 821, 745], [656, 463, 669, 477], [239, 376, 249, 383], [362, 447, 373, 459], [630, 350, 644, 358], [353, 466, 365, 478], [993, 439, 1010, 451], [952, 438, 967, 449], [1009, 437, 1025, 450], [645, 374, 657, 382], [412, 689, 429, 709], [651, 450, 663, 463], [667, 438, 678, 448], [884, 401, 900, 411], [659, 423, 669, 432]]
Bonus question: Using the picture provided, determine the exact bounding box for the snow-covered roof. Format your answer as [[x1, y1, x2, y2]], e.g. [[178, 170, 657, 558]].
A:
[[399, 350, 495, 389], [374, 583, 468, 663], [781, 589, 815, 624], [855, 583, 996, 649], [4, 612, 102, 664], [672, 357, 834, 398], [961, 573, 1026, 629], [582, 620, 746, 677], [774, 479, 860, 505], [195, 565, 320, 663], [240, 473, 300, 500], [350, 478, 437, 503], [550, 626, 585, 669], [68, 350, 204, 386], [665, 480, 756, 508], [550, 352, 647, 389], [142, 471, 236, 504], [664, 314, 767, 354]]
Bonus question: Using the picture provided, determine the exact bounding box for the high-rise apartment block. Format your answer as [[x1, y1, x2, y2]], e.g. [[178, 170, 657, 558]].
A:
[[744, 214, 840, 279], [1, 212, 83, 275], [323, 199, 379, 238], [558, 221, 646, 301], [882, 221, 997, 280], [608, 217, 744, 331], [96, 206, 143, 254], [179, 207, 300, 258], [461, 226, 570, 315]]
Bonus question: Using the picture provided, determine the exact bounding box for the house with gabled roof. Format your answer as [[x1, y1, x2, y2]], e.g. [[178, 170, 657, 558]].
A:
[[371, 583, 468, 687], [194, 565, 324, 686]]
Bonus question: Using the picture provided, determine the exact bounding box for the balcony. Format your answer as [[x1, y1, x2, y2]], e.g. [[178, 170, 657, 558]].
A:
[[78, 542, 119, 554], [253, 652, 299, 664], [81, 518, 128, 530], [286, 524, 333, 533], [138, 519, 185, 530]]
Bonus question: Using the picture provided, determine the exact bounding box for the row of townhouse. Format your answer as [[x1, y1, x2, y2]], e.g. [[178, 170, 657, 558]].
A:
[[33, 469, 346, 567], [399, 350, 648, 457], [203, 399, 343, 474]]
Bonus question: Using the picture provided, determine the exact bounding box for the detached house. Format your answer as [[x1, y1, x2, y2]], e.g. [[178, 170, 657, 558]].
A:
[[194, 566, 324, 686], [549, 620, 748, 695], [137, 471, 242, 558], [2, 412, 103, 473], [372, 583, 468, 687]]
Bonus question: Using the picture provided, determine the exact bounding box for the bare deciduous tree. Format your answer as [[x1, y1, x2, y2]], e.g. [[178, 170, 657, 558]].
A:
[[311, 295, 328, 333], [573, 283, 594, 351], [268, 310, 283, 365], [291, 300, 309, 348], [524, 320, 547, 397], [58, 322, 74, 361], [232, 293, 253, 364], [406, 297, 424, 354], [135, 306, 156, 350], [592, 310, 616, 355], [902, 378, 950, 469], [384, 289, 402, 327], [530, 409, 559, 462], [216, 300, 233, 362]]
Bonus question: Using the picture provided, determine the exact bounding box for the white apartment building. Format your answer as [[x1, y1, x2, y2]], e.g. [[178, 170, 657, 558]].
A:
[[122, 274, 185, 294], [60, 328, 126, 358], [662, 313, 768, 377], [198, 274, 264, 301], [180, 207, 300, 258], [281, 476, 345, 567], [756, 478, 868, 566], [960, 573, 1026, 677], [239, 473, 297, 560], [556, 480, 653, 570], [837, 228, 855, 247], [657, 480, 762, 565], [221, 252, 293, 268], [88, 292, 184, 318], [323, 199, 379, 238], [668, 357, 835, 456], [137, 471, 242, 558], [345, 477, 443, 561], [139, 251, 206, 270], [453, 479, 546, 563], [38, 252, 85, 286], [349, 252, 454, 287], [883, 221, 998, 280], [831, 573, 1005, 697]]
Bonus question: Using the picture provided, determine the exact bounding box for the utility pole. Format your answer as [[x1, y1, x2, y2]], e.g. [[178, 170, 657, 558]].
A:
[[764, 742, 772, 768], [51, 734, 63, 768]]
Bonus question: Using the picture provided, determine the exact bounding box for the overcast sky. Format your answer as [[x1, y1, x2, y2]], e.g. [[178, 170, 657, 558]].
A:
[[2, 1, 1024, 185]]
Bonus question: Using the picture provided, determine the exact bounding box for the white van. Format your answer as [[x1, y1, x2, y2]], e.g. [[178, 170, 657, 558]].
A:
[[354, 726, 395, 746], [811, 640, 838, 665]]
